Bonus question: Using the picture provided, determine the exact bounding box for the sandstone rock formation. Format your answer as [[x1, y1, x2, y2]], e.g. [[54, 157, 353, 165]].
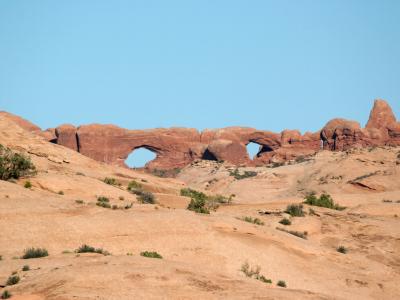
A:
[[2, 99, 399, 170]]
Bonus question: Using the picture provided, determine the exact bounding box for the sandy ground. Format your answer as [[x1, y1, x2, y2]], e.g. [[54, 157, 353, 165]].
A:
[[0, 116, 400, 299]]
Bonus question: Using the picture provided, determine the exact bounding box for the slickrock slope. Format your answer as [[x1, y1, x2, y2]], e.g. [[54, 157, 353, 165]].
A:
[[0, 115, 399, 299], [3, 99, 398, 171]]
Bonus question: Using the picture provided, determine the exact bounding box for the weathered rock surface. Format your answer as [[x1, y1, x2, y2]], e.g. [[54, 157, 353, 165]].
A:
[[2, 99, 399, 170], [0, 111, 42, 133], [366, 99, 397, 129]]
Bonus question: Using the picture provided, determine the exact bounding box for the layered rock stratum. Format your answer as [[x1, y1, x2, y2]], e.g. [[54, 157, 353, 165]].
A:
[[1, 99, 399, 170]]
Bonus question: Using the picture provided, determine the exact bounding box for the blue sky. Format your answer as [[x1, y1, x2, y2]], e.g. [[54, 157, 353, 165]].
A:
[[1, 1, 399, 166]]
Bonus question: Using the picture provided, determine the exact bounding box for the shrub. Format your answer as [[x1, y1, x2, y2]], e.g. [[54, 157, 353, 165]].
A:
[[229, 169, 257, 180], [96, 202, 111, 208], [76, 244, 110, 256], [241, 262, 271, 284], [127, 180, 143, 192], [97, 196, 109, 203], [22, 247, 48, 259], [104, 177, 120, 186], [75, 200, 84, 204], [271, 162, 285, 168], [140, 251, 162, 259], [337, 246, 348, 254], [112, 204, 118, 210], [188, 197, 210, 214], [119, 196, 124, 201], [241, 261, 260, 277], [279, 218, 291, 225], [258, 275, 272, 284], [1, 291, 11, 299], [0, 145, 36, 180], [58, 190, 64, 195], [276, 227, 308, 239], [304, 193, 345, 210], [24, 181, 32, 188], [285, 204, 305, 217], [138, 191, 156, 204], [96, 196, 111, 208], [241, 216, 264, 226], [6, 274, 20, 286], [182, 188, 209, 214], [22, 265, 30, 271], [277, 280, 287, 288], [181, 188, 205, 198], [182, 188, 230, 213], [152, 169, 167, 177]]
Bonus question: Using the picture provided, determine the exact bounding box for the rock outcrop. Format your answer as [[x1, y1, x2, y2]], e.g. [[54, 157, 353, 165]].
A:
[[2, 99, 399, 170]]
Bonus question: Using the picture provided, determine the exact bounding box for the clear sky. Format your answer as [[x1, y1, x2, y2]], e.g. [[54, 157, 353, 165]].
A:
[[1, 1, 399, 166]]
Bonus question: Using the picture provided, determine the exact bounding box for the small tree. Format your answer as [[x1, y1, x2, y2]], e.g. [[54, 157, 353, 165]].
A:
[[0, 145, 36, 180]]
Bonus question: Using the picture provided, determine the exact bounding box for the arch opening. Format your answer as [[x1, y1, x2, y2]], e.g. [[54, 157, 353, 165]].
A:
[[258, 144, 274, 155], [125, 147, 157, 168], [246, 142, 261, 160], [202, 149, 218, 161]]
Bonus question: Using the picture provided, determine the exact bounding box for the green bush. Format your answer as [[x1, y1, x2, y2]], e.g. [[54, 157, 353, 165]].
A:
[[6, 274, 20, 286], [22, 247, 48, 259], [138, 191, 156, 204], [304, 193, 345, 210], [337, 246, 347, 254], [241, 216, 264, 226], [24, 181, 32, 188], [22, 265, 30, 271], [76, 244, 110, 256], [229, 169, 257, 180], [188, 197, 210, 214], [258, 275, 272, 284], [241, 261, 260, 277], [279, 218, 291, 225], [241, 261, 272, 284], [180, 188, 206, 199], [127, 180, 142, 190], [182, 188, 210, 214], [1, 290, 11, 299], [0, 145, 36, 180], [182, 188, 230, 214], [127, 180, 146, 198], [285, 204, 305, 217], [104, 177, 120, 186], [277, 280, 287, 288], [96, 196, 111, 208], [140, 251, 162, 259]]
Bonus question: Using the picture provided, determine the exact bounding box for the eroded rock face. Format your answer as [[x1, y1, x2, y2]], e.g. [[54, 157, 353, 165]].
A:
[[3, 99, 399, 170], [366, 99, 397, 129]]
